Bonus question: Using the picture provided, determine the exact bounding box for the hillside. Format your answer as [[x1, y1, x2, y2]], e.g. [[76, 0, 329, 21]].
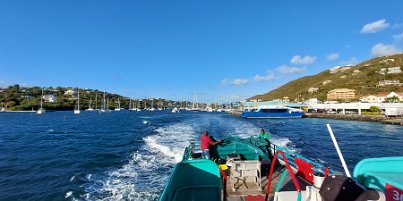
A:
[[251, 53, 403, 102], [0, 85, 179, 111]]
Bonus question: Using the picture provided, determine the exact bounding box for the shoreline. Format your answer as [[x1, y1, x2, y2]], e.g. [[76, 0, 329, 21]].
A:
[[306, 113, 403, 126], [226, 110, 403, 126], [0, 110, 36, 113]]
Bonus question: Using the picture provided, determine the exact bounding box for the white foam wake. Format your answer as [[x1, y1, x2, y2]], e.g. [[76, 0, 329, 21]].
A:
[[143, 123, 197, 163], [82, 122, 197, 201]]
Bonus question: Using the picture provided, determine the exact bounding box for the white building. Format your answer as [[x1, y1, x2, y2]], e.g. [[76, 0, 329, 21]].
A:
[[43, 95, 57, 103], [329, 65, 353, 74], [64, 89, 76, 96], [308, 87, 319, 93], [379, 67, 401, 74], [322, 80, 332, 85], [360, 92, 403, 103], [378, 80, 401, 87], [386, 92, 403, 102], [387, 67, 401, 74]]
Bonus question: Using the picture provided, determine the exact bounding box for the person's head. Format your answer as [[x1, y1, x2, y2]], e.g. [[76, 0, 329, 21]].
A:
[[260, 128, 265, 134], [203, 130, 209, 136]]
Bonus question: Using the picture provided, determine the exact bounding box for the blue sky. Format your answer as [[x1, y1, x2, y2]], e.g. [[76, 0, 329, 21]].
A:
[[1, 1, 402, 102]]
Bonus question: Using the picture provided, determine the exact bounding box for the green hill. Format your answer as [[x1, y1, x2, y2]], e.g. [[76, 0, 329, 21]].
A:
[[0, 85, 182, 111], [251, 53, 403, 102]]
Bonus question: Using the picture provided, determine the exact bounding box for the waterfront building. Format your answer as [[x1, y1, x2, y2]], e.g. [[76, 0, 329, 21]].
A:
[[360, 92, 403, 103], [360, 93, 387, 103], [327, 88, 356, 101], [386, 92, 403, 102]]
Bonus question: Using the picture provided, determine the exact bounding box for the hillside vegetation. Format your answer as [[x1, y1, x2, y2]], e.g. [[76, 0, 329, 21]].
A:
[[0, 85, 179, 111], [251, 53, 403, 102]]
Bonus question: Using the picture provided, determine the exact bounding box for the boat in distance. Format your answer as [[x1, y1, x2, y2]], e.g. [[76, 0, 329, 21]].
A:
[[241, 106, 304, 118], [159, 133, 402, 201]]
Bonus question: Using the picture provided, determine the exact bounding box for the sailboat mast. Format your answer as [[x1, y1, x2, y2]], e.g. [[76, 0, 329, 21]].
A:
[[77, 90, 80, 110], [40, 88, 44, 109], [95, 93, 98, 109], [103, 92, 106, 110], [129, 99, 132, 110]]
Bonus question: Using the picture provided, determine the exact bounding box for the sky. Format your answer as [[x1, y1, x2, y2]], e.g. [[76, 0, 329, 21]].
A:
[[0, 0, 402, 102]]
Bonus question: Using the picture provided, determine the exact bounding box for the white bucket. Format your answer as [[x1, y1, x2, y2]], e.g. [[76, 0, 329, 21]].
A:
[[313, 172, 325, 188]]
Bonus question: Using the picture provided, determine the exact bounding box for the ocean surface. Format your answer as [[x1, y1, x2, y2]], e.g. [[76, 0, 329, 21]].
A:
[[0, 110, 402, 201]]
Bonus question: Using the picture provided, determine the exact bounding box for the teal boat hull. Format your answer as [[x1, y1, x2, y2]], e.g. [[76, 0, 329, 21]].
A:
[[353, 156, 403, 192], [159, 160, 222, 201]]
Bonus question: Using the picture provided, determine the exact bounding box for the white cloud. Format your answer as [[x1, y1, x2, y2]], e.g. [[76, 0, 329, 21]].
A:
[[290, 55, 316, 65], [371, 43, 401, 56], [221, 78, 249, 86], [393, 32, 403, 41], [276, 65, 305, 74], [254, 73, 275, 82], [361, 19, 390, 33], [327, 53, 340, 61]]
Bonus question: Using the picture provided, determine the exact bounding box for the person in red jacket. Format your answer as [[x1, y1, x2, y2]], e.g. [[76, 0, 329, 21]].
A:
[[200, 130, 221, 159]]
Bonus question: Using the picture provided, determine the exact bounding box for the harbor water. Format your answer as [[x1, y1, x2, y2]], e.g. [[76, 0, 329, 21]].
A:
[[0, 111, 402, 200]]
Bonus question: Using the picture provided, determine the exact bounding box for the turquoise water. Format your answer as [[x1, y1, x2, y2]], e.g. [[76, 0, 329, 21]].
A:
[[0, 111, 402, 200]]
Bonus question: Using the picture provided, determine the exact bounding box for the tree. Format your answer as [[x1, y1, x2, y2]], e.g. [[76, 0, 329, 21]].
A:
[[369, 106, 380, 112], [385, 96, 400, 103]]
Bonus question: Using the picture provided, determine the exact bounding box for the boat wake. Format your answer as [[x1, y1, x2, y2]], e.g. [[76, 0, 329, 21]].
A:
[[81, 123, 197, 201]]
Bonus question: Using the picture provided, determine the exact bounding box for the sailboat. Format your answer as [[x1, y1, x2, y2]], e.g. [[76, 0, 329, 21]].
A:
[[100, 91, 107, 113], [74, 90, 80, 114], [136, 100, 142, 111], [114, 98, 121, 111], [128, 99, 134, 111], [149, 99, 155, 111], [37, 88, 46, 114], [172, 107, 179, 113], [191, 91, 200, 111], [86, 95, 94, 111]]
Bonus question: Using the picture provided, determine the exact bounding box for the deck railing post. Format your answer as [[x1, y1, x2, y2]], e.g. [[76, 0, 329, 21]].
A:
[[265, 150, 301, 201]]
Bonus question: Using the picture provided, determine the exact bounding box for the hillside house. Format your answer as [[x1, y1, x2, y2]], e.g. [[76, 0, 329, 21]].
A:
[[308, 87, 319, 93], [379, 58, 394, 63], [64, 89, 76, 96], [378, 80, 401, 87], [327, 88, 356, 101], [379, 67, 401, 74], [322, 80, 332, 85], [43, 95, 57, 103], [329, 65, 353, 74]]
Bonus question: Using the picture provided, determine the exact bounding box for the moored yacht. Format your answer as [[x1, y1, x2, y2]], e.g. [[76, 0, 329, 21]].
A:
[[73, 90, 80, 115], [37, 88, 46, 115]]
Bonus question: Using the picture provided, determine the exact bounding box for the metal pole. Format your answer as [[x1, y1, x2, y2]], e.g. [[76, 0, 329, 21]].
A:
[[326, 124, 351, 177]]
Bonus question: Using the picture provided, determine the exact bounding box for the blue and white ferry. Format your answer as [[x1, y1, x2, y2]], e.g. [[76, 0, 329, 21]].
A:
[[241, 106, 304, 118]]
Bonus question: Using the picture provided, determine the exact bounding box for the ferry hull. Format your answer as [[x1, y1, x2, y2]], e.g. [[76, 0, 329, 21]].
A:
[[241, 111, 304, 118]]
